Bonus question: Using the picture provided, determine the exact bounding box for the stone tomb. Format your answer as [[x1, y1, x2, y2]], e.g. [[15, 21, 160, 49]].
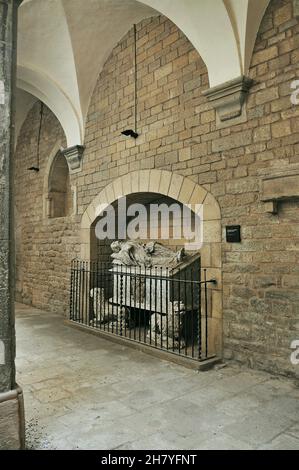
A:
[[91, 242, 201, 350]]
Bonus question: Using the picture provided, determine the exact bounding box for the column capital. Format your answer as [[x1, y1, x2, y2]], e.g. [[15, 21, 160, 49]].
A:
[[62, 145, 85, 174]]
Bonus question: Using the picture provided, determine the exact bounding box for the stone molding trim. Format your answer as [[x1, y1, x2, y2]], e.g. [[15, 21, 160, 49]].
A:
[[261, 165, 299, 213], [79, 170, 223, 357], [202, 75, 253, 122], [294, 0, 299, 17], [62, 145, 85, 174]]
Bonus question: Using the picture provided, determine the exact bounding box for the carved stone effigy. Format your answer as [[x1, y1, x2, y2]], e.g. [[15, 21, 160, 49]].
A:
[[90, 287, 117, 326], [147, 301, 186, 349], [111, 240, 186, 268], [90, 287, 132, 331]]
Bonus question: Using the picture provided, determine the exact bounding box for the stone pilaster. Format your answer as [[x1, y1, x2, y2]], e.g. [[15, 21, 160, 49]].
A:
[[0, 0, 25, 449]]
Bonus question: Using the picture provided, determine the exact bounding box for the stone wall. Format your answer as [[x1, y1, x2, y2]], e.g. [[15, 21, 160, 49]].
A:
[[14, 103, 80, 314], [15, 0, 299, 376]]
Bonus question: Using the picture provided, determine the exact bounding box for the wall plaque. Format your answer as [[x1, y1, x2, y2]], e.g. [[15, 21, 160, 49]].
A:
[[226, 225, 241, 243]]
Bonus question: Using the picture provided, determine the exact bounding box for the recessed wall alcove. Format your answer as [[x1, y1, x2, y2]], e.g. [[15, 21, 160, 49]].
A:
[[80, 169, 223, 357], [43, 142, 76, 219]]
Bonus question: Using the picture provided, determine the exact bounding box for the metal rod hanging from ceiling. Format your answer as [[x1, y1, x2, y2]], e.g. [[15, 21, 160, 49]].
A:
[[28, 101, 44, 172]]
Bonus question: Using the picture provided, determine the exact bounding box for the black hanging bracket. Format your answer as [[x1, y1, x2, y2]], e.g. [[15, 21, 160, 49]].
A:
[[121, 129, 139, 139]]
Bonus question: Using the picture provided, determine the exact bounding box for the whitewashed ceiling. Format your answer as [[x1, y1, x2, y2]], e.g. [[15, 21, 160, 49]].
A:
[[16, 0, 270, 147]]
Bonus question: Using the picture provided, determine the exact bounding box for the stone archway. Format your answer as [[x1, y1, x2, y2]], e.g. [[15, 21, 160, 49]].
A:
[[80, 169, 223, 357]]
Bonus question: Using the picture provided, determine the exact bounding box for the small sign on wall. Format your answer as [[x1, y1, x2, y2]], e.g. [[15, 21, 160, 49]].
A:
[[226, 225, 241, 243]]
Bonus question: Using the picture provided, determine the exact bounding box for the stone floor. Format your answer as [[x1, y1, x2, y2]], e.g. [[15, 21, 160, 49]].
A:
[[15, 303, 299, 450]]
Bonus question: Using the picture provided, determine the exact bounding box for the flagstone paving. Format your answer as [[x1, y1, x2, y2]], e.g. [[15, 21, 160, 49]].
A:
[[15, 303, 299, 450]]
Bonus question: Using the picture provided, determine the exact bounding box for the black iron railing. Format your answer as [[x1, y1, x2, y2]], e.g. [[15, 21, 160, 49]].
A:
[[69, 258, 216, 361]]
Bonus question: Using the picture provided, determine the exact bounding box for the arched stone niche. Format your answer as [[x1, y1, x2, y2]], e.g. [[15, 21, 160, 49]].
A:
[[43, 142, 77, 219], [80, 169, 223, 357]]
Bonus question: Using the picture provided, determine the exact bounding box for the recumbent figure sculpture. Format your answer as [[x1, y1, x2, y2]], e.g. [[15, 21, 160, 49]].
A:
[[111, 240, 186, 268]]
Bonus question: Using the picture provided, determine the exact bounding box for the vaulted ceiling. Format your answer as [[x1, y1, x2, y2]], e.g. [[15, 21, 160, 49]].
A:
[[16, 0, 271, 147]]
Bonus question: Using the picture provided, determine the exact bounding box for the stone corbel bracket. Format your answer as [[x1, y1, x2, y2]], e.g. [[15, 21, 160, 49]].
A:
[[261, 168, 299, 214], [202, 75, 253, 123], [62, 145, 85, 174]]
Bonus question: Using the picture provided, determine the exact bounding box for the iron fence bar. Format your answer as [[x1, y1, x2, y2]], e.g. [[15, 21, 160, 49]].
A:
[[191, 265, 194, 358], [120, 265, 123, 337], [139, 265, 142, 343], [80, 261, 84, 324], [70, 261, 74, 320], [178, 267, 181, 355], [154, 266, 157, 347], [83, 261, 86, 325], [171, 268, 175, 352], [143, 268, 147, 344], [100, 264, 104, 329], [116, 264, 119, 334], [184, 267, 187, 356], [91, 262, 94, 327], [133, 269, 136, 341], [149, 266, 152, 345], [82, 261, 86, 325], [204, 268, 208, 359], [103, 262, 107, 332], [96, 262, 99, 328], [160, 266, 163, 350], [129, 264, 132, 340], [82, 261, 85, 325], [76, 260, 80, 322], [108, 262, 111, 331], [124, 265, 128, 338], [166, 267, 169, 351], [86, 261, 90, 326], [198, 259, 202, 360], [75, 260, 79, 322]]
